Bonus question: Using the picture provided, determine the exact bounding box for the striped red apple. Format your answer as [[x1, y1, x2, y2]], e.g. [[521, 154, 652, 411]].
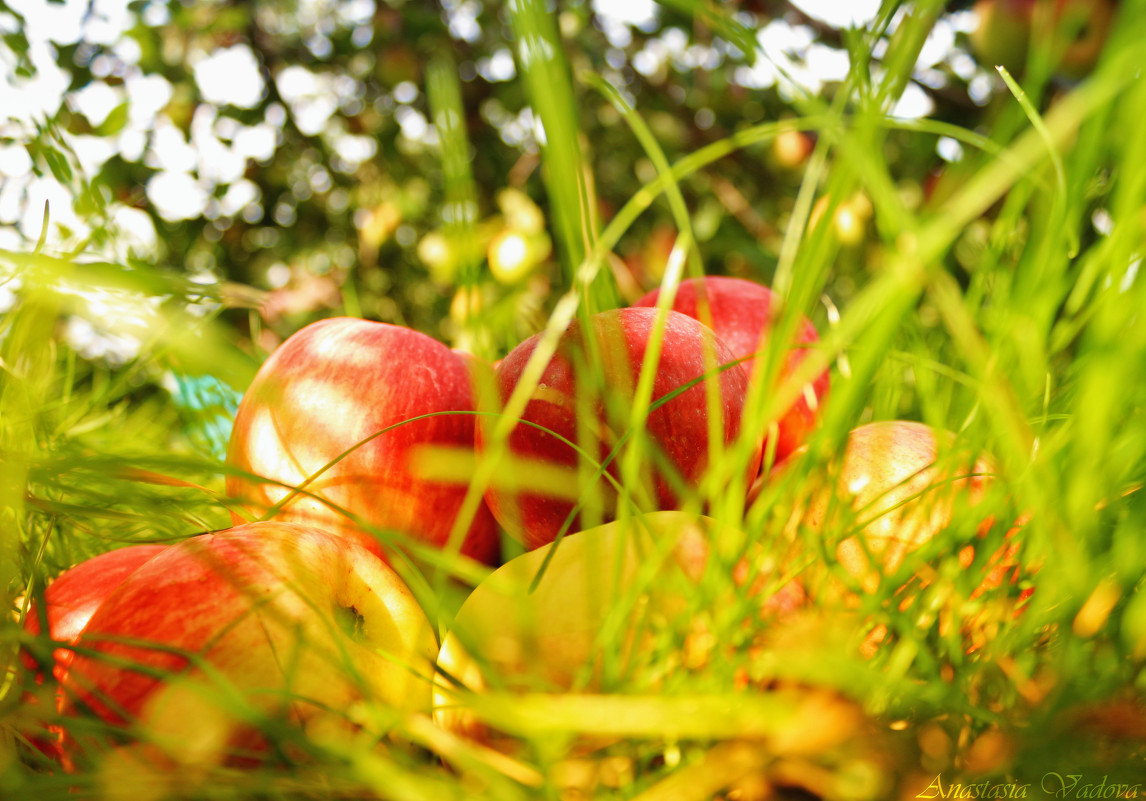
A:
[[226, 317, 500, 565], [59, 522, 436, 770]]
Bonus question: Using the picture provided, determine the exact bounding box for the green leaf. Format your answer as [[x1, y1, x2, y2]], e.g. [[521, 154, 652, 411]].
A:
[[38, 143, 74, 183], [95, 102, 130, 137], [506, 0, 615, 310]]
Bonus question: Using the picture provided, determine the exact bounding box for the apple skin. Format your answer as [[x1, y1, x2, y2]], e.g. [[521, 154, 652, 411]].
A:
[[971, 0, 1116, 81], [24, 545, 170, 679], [762, 421, 1035, 656], [769, 129, 814, 171], [434, 511, 805, 748], [796, 421, 994, 592], [482, 307, 760, 550], [59, 521, 437, 769], [226, 317, 499, 565], [633, 277, 829, 465], [20, 544, 168, 761], [433, 511, 734, 747]]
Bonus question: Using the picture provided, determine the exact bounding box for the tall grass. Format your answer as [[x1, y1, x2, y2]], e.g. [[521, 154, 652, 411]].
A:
[[3, 0, 1146, 798]]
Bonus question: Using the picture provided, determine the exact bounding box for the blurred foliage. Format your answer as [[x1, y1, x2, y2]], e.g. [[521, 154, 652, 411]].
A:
[[1, 0, 1036, 359], [2, 0, 1146, 797]]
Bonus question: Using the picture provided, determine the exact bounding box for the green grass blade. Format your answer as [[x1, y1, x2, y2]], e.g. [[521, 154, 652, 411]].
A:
[[505, 0, 614, 308]]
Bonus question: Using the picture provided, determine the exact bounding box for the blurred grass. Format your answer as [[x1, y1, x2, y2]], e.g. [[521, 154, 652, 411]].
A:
[[3, 0, 1146, 798], [505, 0, 616, 314], [426, 53, 488, 357]]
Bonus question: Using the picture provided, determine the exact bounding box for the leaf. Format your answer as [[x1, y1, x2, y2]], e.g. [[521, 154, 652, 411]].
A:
[[95, 102, 130, 137], [37, 143, 74, 183]]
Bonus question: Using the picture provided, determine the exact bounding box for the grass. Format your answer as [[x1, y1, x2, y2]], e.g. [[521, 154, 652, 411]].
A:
[[3, 0, 1146, 798]]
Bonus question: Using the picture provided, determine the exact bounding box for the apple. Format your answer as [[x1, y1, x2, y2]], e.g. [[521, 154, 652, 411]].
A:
[[481, 307, 760, 550], [769, 129, 814, 171], [487, 228, 551, 285], [433, 511, 811, 750], [433, 511, 731, 747], [24, 545, 170, 679], [59, 521, 437, 770], [226, 317, 500, 565], [20, 544, 168, 761], [970, 0, 1116, 81], [633, 276, 829, 465], [808, 193, 872, 247], [753, 420, 1030, 657], [790, 420, 994, 593]]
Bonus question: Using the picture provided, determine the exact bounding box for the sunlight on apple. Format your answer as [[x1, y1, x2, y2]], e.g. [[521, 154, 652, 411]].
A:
[[227, 318, 501, 563]]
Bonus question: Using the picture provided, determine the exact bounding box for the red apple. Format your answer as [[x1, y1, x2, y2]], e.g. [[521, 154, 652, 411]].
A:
[[20, 544, 168, 761], [24, 545, 170, 679], [481, 307, 760, 550], [59, 521, 436, 770], [226, 317, 499, 565], [633, 276, 829, 465]]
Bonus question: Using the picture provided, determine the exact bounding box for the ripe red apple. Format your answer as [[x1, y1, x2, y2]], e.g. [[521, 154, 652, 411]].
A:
[[481, 307, 760, 550], [20, 544, 168, 761], [433, 511, 729, 746], [60, 521, 436, 770], [794, 421, 994, 593], [226, 317, 499, 565], [633, 276, 829, 465], [24, 545, 170, 679], [970, 0, 1116, 80]]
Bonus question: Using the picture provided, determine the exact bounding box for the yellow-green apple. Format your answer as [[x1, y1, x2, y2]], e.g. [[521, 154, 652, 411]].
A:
[[433, 511, 730, 747], [59, 521, 436, 770], [756, 421, 1036, 656], [226, 317, 499, 564], [970, 0, 1116, 80], [487, 227, 551, 285], [20, 544, 168, 761], [480, 307, 760, 550], [633, 277, 829, 465], [790, 420, 995, 593]]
